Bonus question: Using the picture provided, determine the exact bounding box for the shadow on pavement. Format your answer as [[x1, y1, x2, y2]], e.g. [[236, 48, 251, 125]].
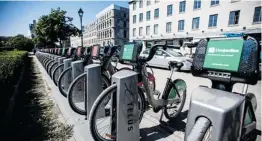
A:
[[140, 110, 188, 141]]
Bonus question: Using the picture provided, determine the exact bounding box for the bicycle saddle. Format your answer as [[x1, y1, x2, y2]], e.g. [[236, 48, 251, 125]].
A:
[[169, 61, 183, 69]]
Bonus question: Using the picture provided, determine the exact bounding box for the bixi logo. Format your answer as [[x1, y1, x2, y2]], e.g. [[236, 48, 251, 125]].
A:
[[208, 47, 215, 53]]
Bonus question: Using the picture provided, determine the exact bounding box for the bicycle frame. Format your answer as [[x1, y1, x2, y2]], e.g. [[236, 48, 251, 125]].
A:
[[140, 63, 181, 109]]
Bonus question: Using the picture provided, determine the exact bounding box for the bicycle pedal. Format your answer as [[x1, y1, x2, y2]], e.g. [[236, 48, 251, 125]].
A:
[[105, 134, 115, 140]]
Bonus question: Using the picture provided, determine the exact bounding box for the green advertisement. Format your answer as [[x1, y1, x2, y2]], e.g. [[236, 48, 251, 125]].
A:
[[122, 44, 134, 60], [203, 39, 244, 71]]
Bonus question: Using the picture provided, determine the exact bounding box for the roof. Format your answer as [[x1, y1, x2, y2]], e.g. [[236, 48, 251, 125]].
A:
[[96, 4, 128, 18]]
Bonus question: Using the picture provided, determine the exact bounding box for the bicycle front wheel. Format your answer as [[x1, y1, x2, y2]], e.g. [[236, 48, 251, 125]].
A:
[[89, 84, 145, 141], [164, 79, 187, 119], [58, 67, 72, 97], [68, 74, 110, 115]]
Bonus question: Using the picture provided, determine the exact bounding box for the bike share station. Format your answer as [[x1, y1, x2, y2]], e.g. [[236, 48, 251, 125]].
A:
[[185, 36, 259, 141], [35, 34, 259, 141]]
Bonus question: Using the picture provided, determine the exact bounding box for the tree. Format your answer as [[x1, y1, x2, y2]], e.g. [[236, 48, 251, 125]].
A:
[[7, 35, 34, 51], [34, 8, 80, 48], [0, 36, 12, 47]]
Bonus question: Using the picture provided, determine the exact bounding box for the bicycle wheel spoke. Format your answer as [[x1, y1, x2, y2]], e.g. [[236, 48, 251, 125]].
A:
[[96, 117, 110, 126]]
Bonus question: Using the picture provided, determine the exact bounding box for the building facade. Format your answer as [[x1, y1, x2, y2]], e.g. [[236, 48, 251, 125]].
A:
[[70, 22, 97, 47], [96, 4, 129, 47], [70, 4, 129, 47], [129, 0, 261, 49]]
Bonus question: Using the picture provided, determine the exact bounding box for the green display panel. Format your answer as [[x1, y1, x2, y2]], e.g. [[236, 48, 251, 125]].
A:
[[122, 44, 134, 60], [203, 39, 244, 71], [62, 48, 65, 54]]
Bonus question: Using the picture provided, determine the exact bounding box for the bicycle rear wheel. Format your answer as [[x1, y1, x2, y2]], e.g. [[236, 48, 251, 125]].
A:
[[89, 84, 145, 141]]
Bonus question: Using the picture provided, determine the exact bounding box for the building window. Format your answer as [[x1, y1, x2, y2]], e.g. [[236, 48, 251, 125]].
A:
[[139, 0, 143, 8], [193, 0, 201, 9], [167, 4, 173, 16], [124, 22, 126, 27], [154, 8, 159, 18], [253, 7, 261, 23], [139, 13, 143, 22], [228, 10, 240, 25], [178, 20, 184, 31], [211, 0, 219, 6], [147, 0, 151, 6], [139, 27, 143, 36], [133, 2, 136, 10], [146, 26, 150, 35], [166, 22, 172, 33], [133, 28, 136, 37], [146, 11, 151, 21], [209, 14, 218, 27], [192, 17, 200, 29], [133, 15, 136, 23], [179, 1, 186, 13], [154, 24, 158, 34]]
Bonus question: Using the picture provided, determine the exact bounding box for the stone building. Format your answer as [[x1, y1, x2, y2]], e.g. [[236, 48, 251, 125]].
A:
[[70, 4, 129, 47], [96, 4, 129, 47]]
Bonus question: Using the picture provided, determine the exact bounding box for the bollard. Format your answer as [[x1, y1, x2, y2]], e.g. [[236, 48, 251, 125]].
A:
[[71, 60, 84, 103], [111, 70, 140, 141], [85, 64, 102, 117]]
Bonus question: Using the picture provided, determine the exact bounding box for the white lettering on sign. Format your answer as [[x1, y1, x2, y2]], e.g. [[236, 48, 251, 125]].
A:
[[208, 47, 239, 53]]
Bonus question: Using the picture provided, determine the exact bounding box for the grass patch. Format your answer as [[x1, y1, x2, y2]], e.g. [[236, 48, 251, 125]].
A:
[[2, 56, 73, 141], [0, 50, 28, 120]]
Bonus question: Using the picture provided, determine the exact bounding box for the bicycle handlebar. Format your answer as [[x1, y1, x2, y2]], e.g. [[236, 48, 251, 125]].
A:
[[139, 44, 180, 62]]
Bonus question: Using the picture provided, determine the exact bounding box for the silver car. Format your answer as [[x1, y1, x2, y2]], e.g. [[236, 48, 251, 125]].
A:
[[140, 49, 192, 71]]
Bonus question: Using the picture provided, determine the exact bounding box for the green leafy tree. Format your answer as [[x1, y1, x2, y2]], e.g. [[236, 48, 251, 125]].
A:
[[34, 8, 80, 48], [0, 36, 12, 47], [7, 35, 34, 51]]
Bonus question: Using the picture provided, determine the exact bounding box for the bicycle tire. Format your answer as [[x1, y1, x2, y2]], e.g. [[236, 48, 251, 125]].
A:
[[89, 84, 145, 141], [46, 60, 53, 70], [52, 64, 64, 86], [68, 73, 110, 115], [164, 79, 187, 119], [49, 62, 58, 77], [43, 58, 50, 68], [47, 60, 54, 73], [58, 67, 72, 97], [186, 117, 212, 141]]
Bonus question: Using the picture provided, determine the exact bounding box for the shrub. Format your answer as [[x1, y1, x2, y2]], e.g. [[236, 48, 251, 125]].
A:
[[0, 50, 28, 119]]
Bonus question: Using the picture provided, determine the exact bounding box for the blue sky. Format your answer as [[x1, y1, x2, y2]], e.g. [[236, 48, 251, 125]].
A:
[[0, 1, 129, 37]]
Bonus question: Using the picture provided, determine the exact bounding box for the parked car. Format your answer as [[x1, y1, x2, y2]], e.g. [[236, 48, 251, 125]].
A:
[[140, 49, 192, 71]]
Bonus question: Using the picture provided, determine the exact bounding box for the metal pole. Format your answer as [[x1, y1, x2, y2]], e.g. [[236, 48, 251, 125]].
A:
[[80, 17, 84, 48]]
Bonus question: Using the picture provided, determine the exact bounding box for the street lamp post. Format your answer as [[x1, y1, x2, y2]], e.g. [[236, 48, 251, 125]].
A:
[[78, 8, 84, 48]]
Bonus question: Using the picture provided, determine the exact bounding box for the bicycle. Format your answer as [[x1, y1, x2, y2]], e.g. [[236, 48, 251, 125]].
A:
[[185, 36, 259, 141], [67, 45, 156, 115], [88, 42, 187, 141]]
